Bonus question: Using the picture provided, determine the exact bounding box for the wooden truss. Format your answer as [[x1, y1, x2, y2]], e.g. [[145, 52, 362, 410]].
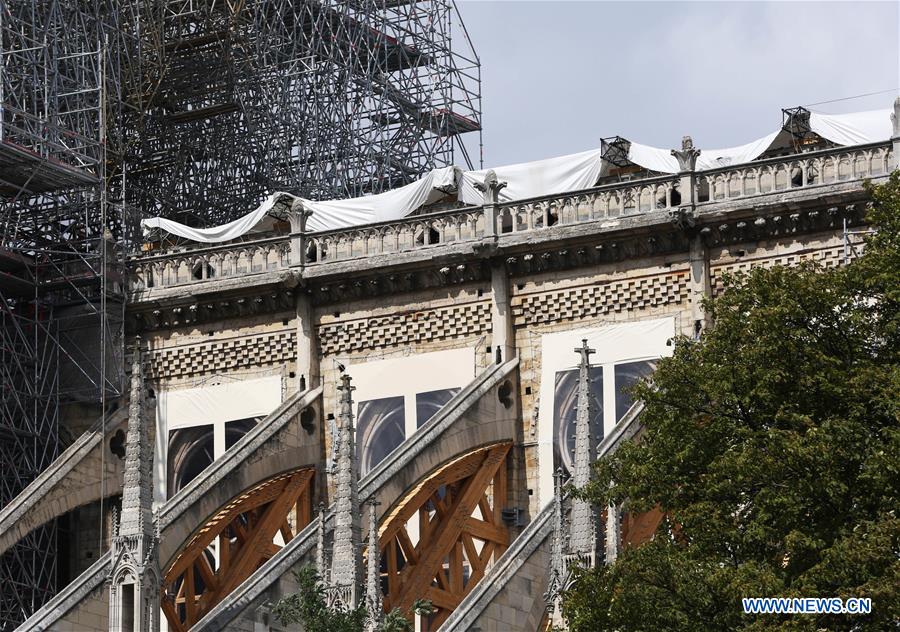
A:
[[377, 442, 511, 630], [161, 468, 315, 631], [622, 506, 665, 547]]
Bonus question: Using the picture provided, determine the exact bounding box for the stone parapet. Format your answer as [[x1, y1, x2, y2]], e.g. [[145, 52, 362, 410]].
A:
[[126, 143, 891, 314]]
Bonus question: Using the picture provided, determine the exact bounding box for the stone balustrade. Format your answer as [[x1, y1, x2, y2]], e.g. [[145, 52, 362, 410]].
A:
[[305, 206, 485, 264], [128, 143, 891, 292], [697, 142, 891, 204], [129, 235, 291, 292]]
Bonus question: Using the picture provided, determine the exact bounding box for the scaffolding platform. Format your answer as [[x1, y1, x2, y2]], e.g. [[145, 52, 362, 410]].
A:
[[0, 141, 99, 197], [0, 249, 30, 273]]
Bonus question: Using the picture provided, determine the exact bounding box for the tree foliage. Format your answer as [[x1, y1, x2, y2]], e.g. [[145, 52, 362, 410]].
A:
[[563, 173, 900, 631], [272, 566, 433, 631]]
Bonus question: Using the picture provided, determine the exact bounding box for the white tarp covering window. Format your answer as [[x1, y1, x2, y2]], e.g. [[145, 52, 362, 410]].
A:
[[536, 316, 676, 503], [153, 374, 282, 502], [459, 149, 605, 206], [809, 109, 892, 147]]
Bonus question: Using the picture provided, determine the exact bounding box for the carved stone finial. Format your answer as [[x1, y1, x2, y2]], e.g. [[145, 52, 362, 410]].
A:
[[109, 336, 161, 631], [289, 198, 314, 233], [473, 169, 508, 205], [671, 135, 701, 172], [363, 498, 383, 632], [119, 338, 153, 537]]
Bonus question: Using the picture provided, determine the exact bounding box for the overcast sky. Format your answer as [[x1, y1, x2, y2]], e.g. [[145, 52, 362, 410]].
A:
[[454, 1, 900, 167]]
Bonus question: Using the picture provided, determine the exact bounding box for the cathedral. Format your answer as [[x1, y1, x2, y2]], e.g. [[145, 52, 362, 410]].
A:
[[2, 98, 898, 631]]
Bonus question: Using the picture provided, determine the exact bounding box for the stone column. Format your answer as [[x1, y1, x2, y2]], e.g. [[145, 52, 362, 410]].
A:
[[604, 502, 621, 564], [490, 260, 515, 363], [363, 498, 383, 632], [671, 136, 709, 334], [544, 468, 568, 628], [891, 96, 900, 172], [689, 234, 711, 333], [296, 290, 320, 390], [315, 503, 328, 583]]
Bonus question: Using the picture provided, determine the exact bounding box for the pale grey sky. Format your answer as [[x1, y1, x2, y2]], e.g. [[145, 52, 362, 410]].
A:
[[455, 1, 900, 166]]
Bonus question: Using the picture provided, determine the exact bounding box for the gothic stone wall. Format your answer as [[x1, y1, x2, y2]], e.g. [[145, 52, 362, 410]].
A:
[[117, 227, 846, 632]]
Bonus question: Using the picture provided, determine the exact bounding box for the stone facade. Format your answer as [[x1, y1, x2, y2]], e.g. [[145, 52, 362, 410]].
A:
[[8, 132, 893, 631]]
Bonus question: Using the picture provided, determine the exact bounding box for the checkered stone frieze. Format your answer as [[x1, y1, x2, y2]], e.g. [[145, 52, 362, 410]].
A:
[[710, 246, 846, 294], [318, 301, 491, 355], [148, 330, 295, 378], [512, 272, 690, 326]]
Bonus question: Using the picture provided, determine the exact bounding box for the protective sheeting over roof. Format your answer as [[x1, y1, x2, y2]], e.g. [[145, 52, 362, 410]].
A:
[[142, 103, 896, 244], [628, 131, 782, 173], [458, 149, 605, 206], [140, 166, 458, 242], [141, 193, 286, 244], [300, 166, 458, 232], [809, 109, 892, 146]]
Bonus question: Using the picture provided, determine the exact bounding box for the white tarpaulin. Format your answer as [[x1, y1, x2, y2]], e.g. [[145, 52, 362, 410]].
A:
[[141, 193, 284, 244], [626, 131, 780, 174], [300, 166, 458, 232], [459, 149, 605, 205], [809, 109, 892, 147], [141, 166, 458, 243], [626, 141, 680, 174], [696, 131, 781, 170]]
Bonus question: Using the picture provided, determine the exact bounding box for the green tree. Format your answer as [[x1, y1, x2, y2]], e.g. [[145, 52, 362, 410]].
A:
[[272, 566, 433, 631], [563, 173, 900, 631]]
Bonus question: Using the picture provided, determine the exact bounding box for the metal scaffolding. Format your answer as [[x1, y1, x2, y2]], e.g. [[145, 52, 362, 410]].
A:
[[1, 0, 480, 626], [131, 0, 482, 225]]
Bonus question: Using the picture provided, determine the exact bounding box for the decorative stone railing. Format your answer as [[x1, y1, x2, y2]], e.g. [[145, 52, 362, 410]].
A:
[[128, 143, 891, 292], [697, 142, 891, 205], [129, 235, 291, 291], [305, 205, 486, 264], [496, 175, 680, 235]]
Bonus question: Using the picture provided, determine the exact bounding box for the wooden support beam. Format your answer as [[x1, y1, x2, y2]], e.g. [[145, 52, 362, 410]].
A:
[[390, 443, 509, 614], [161, 468, 315, 631]]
